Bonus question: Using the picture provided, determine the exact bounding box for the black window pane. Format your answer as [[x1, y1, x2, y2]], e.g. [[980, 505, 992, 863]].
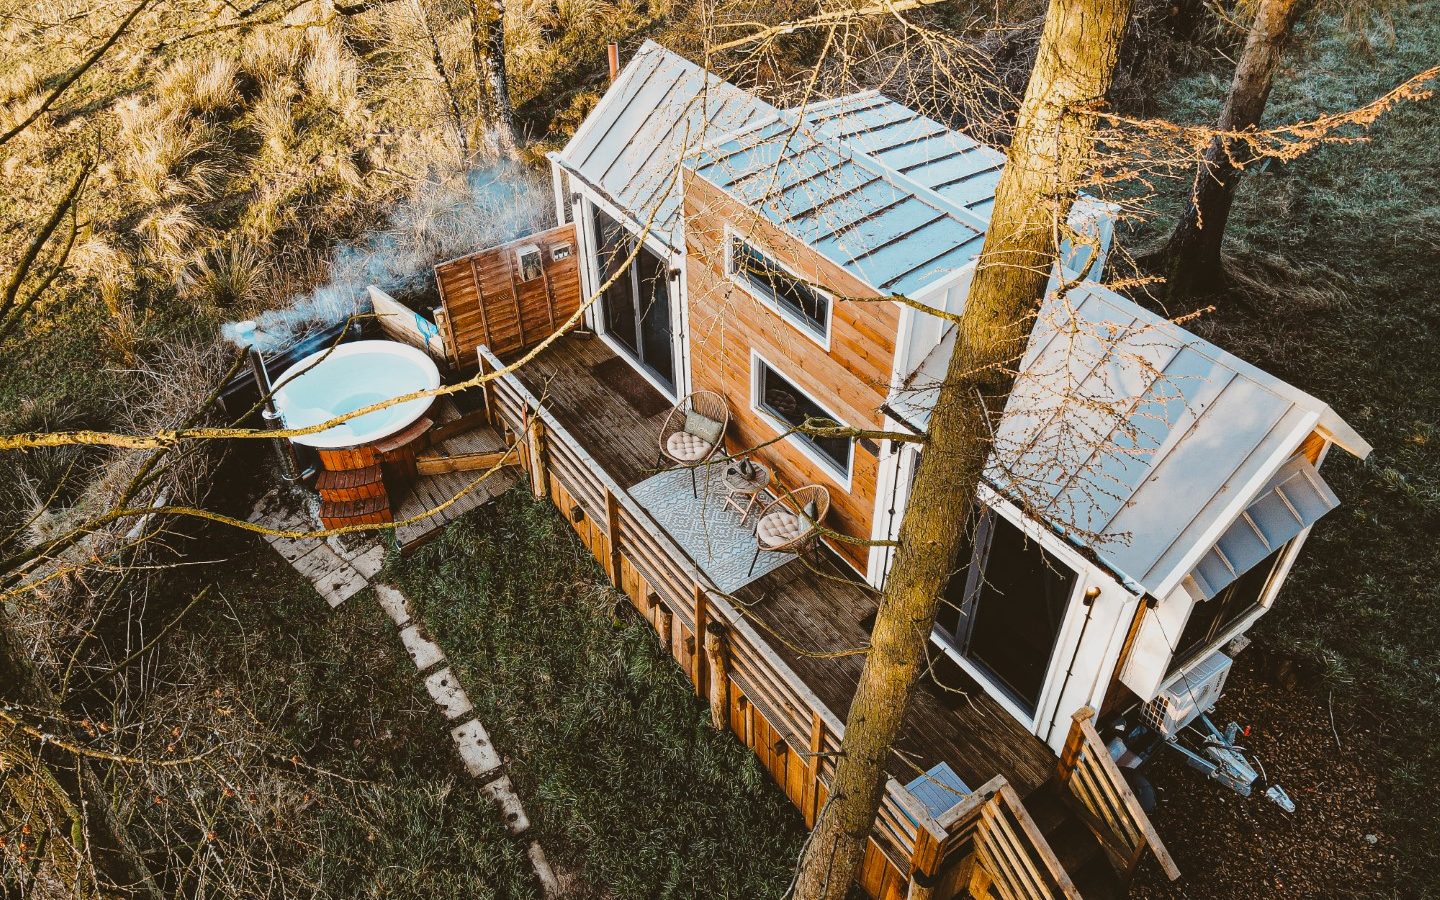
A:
[[963, 514, 1076, 715], [733, 237, 829, 336], [1169, 543, 1289, 675], [758, 363, 851, 475]]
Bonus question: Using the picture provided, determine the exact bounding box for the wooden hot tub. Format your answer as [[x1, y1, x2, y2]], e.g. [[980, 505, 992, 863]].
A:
[[272, 340, 440, 528]]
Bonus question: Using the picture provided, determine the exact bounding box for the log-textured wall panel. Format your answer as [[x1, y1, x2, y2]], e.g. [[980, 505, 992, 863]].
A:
[[436, 223, 581, 364], [682, 172, 898, 574]]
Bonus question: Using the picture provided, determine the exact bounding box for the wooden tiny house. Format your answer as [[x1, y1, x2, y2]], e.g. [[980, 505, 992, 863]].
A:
[[437, 40, 1371, 897]]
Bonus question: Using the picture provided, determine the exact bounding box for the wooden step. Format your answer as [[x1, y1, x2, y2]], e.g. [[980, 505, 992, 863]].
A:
[[1023, 779, 1073, 837], [316, 464, 386, 502], [373, 415, 433, 455], [320, 493, 392, 529]]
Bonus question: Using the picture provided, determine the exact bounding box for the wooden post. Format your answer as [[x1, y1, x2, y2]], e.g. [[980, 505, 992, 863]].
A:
[[526, 412, 548, 499], [476, 351, 496, 427], [905, 871, 937, 900], [603, 487, 622, 584], [691, 584, 707, 697], [804, 710, 824, 827], [1056, 707, 1089, 784], [703, 621, 728, 730], [607, 42, 619, 82], [967, 858, 994, 900], [656, 603, 673, 658]]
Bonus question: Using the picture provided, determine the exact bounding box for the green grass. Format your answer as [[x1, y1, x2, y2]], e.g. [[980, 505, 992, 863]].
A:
[[391, 489, 808, 899], [134, 492, 540, 899], [1126, 0, 1440, 888]]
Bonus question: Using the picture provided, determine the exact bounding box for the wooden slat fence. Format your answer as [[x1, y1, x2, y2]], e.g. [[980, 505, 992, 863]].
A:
[[476, 344, 1076, 899], [435, 224, 581, 367], [1058, 707, 1181, 886]]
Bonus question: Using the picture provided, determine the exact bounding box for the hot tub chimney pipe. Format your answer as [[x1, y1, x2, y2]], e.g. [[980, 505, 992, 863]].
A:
[[237, 321, 303, 485]]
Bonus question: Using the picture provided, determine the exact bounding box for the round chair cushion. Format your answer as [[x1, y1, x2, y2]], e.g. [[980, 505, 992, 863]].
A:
[[757, 509, 809, 548], [666, 430, 711, 462]]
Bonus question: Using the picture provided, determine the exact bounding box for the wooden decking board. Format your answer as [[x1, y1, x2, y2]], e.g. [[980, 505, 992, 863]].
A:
[[393, 402, 521, 551], [502, 335, 1056, 798], [504, 335, 670, 489]]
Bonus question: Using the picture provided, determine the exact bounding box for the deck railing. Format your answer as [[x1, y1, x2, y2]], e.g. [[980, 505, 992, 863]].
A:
[[1058, 707, 1180, 887], [476, 344, 1075, 899]]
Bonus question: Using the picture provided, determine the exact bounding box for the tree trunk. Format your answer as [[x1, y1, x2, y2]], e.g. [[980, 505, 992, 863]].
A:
[[467, 0, 519, 157], [410, 0, 470, 158], [1159, 0, 1304, 298], [789, 0, 1132, 896]]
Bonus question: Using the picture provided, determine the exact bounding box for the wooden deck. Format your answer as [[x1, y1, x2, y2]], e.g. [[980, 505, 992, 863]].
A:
[[506, 334, 1053, 795], [504, 334, 669, 489], [394, 402, 520, 552]]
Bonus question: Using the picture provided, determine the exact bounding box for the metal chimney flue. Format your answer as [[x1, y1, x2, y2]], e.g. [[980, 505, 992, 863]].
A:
[[237, 320, 303, 485]]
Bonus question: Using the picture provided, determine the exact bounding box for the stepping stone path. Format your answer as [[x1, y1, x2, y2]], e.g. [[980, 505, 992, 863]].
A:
[[249, 488, 569, 897], [250, 490, 380, 607]]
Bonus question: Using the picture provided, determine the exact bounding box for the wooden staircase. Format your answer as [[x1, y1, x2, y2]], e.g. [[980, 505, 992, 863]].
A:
[[1022, 780, 1126, 898], [916, 654, 1177, 898]]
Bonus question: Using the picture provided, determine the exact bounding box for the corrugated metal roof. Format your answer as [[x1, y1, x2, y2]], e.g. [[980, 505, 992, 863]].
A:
[[556, 41, 775, 250], [891, 282, 1368, 597], [686, 97, 993, 296]]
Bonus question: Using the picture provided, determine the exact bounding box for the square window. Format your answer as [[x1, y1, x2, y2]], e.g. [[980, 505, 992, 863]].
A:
[[754, 358, 852, 478], [729, 235, 830, 340]]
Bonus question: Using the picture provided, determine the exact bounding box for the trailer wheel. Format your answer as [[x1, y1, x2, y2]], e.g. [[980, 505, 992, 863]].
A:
[[1123, 767, 1158, 814]]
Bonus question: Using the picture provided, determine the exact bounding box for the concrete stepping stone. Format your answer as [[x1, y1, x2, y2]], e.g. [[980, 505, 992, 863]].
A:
[[347, 544, 385, 579], [423, 667, 474, 720], [480, 775, 530, 836], [314, 567, 368, 608], [399, 622, 445, 671], [527, 841, 561, 897], [374, 584, 411, 626], [451, 719, 502, 779]]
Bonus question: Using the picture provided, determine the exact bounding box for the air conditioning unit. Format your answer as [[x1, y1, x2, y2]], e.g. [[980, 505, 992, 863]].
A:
[[1141, 651, 1232, 737]]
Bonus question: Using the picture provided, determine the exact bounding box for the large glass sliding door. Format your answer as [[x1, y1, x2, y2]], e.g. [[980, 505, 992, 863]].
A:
[[592, 205, 675, 393], [936, 507, 1078, 719]]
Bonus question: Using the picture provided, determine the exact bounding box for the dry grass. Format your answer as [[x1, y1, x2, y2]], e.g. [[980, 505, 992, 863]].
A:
[[158, 55, 241, 116], [181, 242, 265, 311]]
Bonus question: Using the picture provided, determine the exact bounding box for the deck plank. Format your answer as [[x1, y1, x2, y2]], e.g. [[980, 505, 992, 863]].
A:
[[394, 407, 520, 551]]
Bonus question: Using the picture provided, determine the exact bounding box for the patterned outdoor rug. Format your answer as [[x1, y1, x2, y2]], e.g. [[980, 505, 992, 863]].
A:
[[628, 465, 795, 594]]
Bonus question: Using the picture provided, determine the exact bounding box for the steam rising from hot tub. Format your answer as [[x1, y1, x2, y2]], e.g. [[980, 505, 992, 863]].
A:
[[222, 161, 551, 353]]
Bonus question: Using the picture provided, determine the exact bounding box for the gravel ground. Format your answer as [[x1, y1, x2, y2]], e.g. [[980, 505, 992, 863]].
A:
[[1130, 652, 1397, 898]]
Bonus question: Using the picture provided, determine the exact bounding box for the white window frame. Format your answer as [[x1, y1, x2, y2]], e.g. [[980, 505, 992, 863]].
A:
[[582, 195, 683, 401], [749, 350, 853, 491], [725, 224, 833, 351], [928, 487, 1091, 734], [1165, 527, 1309, 682]]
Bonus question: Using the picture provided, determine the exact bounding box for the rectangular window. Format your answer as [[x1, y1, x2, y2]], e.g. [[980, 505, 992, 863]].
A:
[[754, 358, 852, 479], [729, 234, 830, 341], [1168, 543, 1290, 676], [937, 507, 1078, 717]]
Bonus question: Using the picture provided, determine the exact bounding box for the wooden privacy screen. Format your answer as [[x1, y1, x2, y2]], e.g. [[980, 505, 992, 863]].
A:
[[434, 222, 581, 366]]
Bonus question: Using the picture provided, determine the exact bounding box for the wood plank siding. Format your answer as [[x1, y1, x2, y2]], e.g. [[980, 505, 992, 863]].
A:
[[682, 170, 900, 574], [436, 223, 582, 366]]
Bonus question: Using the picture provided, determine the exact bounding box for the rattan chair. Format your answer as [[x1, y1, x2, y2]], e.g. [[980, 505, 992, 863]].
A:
[[657, 390, 730, 497], [748, 484, 830, 577]]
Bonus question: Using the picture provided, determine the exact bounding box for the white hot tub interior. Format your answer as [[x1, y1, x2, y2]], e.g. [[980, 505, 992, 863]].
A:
[[272, 340, 441, 449]]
